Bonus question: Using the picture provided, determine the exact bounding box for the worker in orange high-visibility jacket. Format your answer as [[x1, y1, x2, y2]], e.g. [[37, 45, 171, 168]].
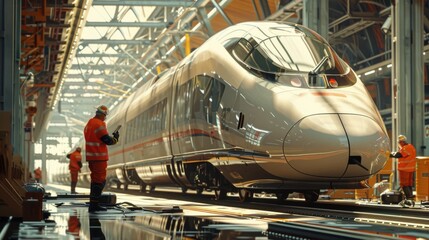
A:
[[67, 147, 82, 194], [34, 167, 42, 183], [84, 105, 119, 212], [390, 134, 416, 200]]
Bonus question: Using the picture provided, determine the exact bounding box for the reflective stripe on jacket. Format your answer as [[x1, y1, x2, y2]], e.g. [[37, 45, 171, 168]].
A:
[[69, 150, 82, 171], [398, 143, 416, 172], [84, 117, 109, 161]]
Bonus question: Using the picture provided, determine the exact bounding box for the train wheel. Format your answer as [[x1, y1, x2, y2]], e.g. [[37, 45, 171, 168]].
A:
[[116, 181, 121, 189], [214, 188, 227, 200], [196, 187, 203, 195], [276, 192, 289, 202], [139, 183, 147, 193], [123, 184, 128, 190], [238, 189, 253, 202], [181, 187, 188, 194], [214, 177, 227, 200], [106, 180, 115, 190], [304, 190, 320, 203]]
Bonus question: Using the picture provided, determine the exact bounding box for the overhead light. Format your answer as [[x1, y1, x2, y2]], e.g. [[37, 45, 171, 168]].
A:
[[381, 15, 391, 34], [364, 70, 375, 76]]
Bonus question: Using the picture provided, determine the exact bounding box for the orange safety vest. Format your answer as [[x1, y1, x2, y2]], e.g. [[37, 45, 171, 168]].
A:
[[398, 143, 416, 172], [69, 150, 82, 171], [84, 117, 109, 161]]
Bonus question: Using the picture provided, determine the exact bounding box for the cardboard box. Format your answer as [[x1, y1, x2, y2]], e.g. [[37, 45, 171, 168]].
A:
[[0, 111, 12, 132]]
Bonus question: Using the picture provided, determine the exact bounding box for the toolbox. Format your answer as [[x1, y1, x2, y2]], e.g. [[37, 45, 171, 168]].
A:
[[380, 190, 403, 204]]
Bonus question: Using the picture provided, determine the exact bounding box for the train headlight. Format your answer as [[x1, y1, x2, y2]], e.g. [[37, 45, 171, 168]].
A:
[[329, 78, 338, 88]]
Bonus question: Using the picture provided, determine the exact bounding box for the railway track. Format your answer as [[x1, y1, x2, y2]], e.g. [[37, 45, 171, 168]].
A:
[[105, 186, 429, 230]]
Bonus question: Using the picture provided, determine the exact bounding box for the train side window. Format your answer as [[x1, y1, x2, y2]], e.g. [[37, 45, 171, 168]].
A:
[[147, 106, 152, 135], [204, 78, 225, 124], [192, 75, 225, 124], [125, 122, 130, 143], [192, 76, 210, 120], [161, 98, 167, 131], [232, 38, 253, 63], [132, 118, 137, 141], [155, 103, 161, 133], [127, 120, 131, 142], [129, 119, 134, 142], [184, 81, 192, 121], [141, 111, 147, 137], [173, 80, 192, 125], [139, 112, 144, 137]]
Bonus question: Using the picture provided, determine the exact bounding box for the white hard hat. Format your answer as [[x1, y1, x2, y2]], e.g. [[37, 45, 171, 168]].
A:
[[398, 134, 407, 142], [96, 105, 109, 116]]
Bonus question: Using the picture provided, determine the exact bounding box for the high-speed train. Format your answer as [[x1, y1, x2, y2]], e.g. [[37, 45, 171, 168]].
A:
[[54, 21, 391, 203]]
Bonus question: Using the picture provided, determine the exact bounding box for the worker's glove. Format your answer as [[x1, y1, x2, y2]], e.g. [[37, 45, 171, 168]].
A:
[[390, 152, 402, 158], [113, 131, 120, 140]]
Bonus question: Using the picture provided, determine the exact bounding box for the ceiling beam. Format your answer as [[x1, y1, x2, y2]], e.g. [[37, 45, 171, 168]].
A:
[[65, 74, 112, 79], [80, 39, 155, 45], [69, 64, 134, 70], [329, 20, 376, 39], [85, 21, 169, 28], [91, 0, 195, 7], [75, 53, 137, 58]]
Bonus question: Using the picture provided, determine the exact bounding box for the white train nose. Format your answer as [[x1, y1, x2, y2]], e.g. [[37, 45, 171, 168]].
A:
[[283, 114, 390, 178]]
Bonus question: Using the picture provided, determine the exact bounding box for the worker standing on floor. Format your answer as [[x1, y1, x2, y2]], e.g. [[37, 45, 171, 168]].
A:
[[34, 167, 42, 183], [67, 147, 82, 194], [390, 134, 416, 206], [84, 105, 119, 212]]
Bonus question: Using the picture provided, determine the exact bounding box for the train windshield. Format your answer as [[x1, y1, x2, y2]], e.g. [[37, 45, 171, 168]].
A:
[[234, 36, 349, 74], [231, 35, 357, 88]]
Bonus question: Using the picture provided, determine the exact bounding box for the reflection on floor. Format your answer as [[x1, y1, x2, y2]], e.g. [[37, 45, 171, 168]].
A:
[[10, 185, 269, 239]]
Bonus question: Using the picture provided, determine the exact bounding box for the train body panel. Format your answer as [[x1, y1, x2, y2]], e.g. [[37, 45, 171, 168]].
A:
[[55, 22, 390, 200]]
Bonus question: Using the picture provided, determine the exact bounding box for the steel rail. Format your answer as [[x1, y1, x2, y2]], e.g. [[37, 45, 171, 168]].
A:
[[106, 186, 429, 229], [266, 221, 400, 240]]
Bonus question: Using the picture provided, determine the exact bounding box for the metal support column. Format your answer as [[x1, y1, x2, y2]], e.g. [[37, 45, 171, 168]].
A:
[[1, 0, 24, 167], [41, 130, 46, 184], [258, 0, 271, 19], [0, 0, 14, 111], [303, 0, 328, 39], [391, 0, 424, 188], [13, 1, 23, 158]]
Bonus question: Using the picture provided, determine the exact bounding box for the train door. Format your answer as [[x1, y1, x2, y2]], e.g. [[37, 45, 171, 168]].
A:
[[168, 62, 196, 188], [170, 63, 187, 155], [189, 75, 227, 150]]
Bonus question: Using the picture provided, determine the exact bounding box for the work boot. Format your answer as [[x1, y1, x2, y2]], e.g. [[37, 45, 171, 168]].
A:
[[71, 182, 78, 194], [401, 198, 415, 208], [405, 186, 415, 207], [403, 186, 413, 199], [88, 182, 107, 213], [407, 186, 415, 199]]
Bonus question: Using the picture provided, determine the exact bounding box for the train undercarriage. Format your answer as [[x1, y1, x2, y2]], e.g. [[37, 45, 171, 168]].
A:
[[105, 161, 321, 203]]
